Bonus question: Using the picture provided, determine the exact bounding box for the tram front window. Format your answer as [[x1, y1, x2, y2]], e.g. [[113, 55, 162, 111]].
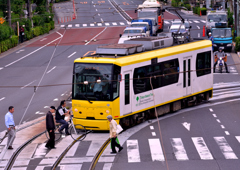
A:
[[73, 63, 119, 101]]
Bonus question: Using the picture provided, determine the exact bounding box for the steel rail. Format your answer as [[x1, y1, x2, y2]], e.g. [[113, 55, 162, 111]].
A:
[[51, 130, 92, 170], [89, 138, 111, 170], [109, 0, 132, 22], [4, 130, 46, 170]]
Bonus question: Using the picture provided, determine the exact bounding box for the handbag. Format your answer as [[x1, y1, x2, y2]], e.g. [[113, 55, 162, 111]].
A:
[[116, 124, 123, 134]]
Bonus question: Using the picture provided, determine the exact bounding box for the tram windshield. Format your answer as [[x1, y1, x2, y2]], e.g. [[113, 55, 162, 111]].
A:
[[73, 63, 120, 101]]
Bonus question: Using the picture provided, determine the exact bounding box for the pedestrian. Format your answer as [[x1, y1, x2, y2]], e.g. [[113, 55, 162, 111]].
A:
[[5, 106, 16, 150], [107, 115, 123, 154], [209, 32, 214, 51], [45, 106, 56, 149], [19, 26, 24, 43], [55, 100, 71, 135]]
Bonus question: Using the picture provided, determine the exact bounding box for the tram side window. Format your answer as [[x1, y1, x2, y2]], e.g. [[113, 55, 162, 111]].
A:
[[125, 74, 130, 105], [196, 51, 211, 77], [113, 65, 121, 100], [133, 67, 148, 94], [162, 59, 179, 86]]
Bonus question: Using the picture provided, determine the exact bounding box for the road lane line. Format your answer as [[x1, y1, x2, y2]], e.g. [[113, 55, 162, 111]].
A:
[[216, 119, 221, 123], [85, 27, 107, 45], [212, 114, 217, 117], [214, 137, 238, 159], [198, 33, 200, 37], [5, 32, 63, 68], [221, 125, 225, 129], [0, 67, 3, 71], [0, 97, 5, 101], [150, 126, 154, 130], [46, 66, 56, 74], [197, 25, 200, 29], [16, 49, 25, 53], [127, 140, 140, 162], [192, 137, 213, 160], [193, 20, 200, 23], [101, 18, 103, 22], [21, 80, 36, 89], [98, 13, 100, 16], [96, 9, 98, 11], [225, 131, 230, 135], [148, 139, 165, 161], [67, 52, 76, 58], [40, 38, 47, 42], [235, 136, 240, 143], [152, 132, 156, 136], [171, 138, 189, 160], [209, 108, 213, 112]]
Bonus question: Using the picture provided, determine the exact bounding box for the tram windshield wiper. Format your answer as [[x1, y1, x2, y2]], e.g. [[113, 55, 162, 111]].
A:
[[82, 94, 93, 104]]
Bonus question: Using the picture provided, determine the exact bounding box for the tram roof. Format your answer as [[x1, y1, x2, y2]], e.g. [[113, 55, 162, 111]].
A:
[[74, 40, 212, 67]]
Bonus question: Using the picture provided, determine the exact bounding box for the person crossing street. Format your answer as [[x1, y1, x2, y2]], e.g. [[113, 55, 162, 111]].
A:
[[5, 106, 16, 150], [45, 106, 56, 149], [107, 115, 123, 154]]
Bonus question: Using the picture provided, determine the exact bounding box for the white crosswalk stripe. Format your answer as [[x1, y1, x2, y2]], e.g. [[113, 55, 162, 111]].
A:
[[61, 25, 65, 27], [83, 24, 87, 27], [193, 20, 200, 23], [214, 137, 238, 159], [120, 22, 125, 25], [112, 22, 117, 25], [189, 21, 192, 23], [192, 137, 213, 160], [164, 21, 170, 24], [200, 20, 206, 23], [127, 140, 140, 162], [75, 24, 80, 27], [60, 22, 128, 28], [90, 23, 95, 26], [105, 23, 110, 26], [98, 23, 102, 26], [148, 139, 165, 161], [68, 24, 72, 27], [171, 138, 188, 160]]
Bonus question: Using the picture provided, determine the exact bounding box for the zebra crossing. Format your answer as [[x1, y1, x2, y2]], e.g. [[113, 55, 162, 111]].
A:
[[60, 21, 129, 28], [126, 136, 240, 163], [164, 20, 206, 25]]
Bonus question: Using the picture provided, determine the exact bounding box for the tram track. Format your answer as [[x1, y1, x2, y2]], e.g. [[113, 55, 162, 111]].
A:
[[4, 130, 46, 170]]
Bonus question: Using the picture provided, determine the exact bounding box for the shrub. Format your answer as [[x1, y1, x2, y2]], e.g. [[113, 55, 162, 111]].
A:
[[10, 35, 18, 47], [235, 37, 240, 52], [44, 23, 51, 33], [33, 15, 45, 26], [33, 26, 41, 36], [19, 19, 32, 32], [50, 21, 55, 30], [0, 25, 12, 41], [200, 8, 207, 15], [25, 30, 33, 40], [184, 4, 191, 11]]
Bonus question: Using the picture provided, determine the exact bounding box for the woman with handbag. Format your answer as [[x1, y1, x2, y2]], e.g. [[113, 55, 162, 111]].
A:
[[107, 115, 123, 154]]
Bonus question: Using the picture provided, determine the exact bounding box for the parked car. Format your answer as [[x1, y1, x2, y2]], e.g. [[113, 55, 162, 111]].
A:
[[171, 19, 190, 30], [169, 25, 191, 44], [118, 27, 148, 44]]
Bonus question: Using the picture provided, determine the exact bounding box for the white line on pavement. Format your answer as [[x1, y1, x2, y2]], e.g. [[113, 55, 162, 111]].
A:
[[192, 137, 213, 160], [98, 13, 100, 16], [21, 80, 36, 89], [214, 137, 237, 159], [148, 138, 165, 161], [5, 32, 63, 68], [225, 131, 230, 135], [212, 114, 217, 117], [16, 49, 25, 53], [0, 97, 5, 101], [152, 132, 156, 136], [85, 27, 107, 45], [198, 33, 200, 37], [46, 66, 56, 74], [44, 106, 49, 108], [53, 98, 59, 101], [127, 140, 140, 162], [209, 108, 213, 112], [101, 18, 103, 22], [150, 126, 154, 130], [197, 25, 200, 29], [96, 9, 98, 11], [40, 38, 47, 42], [0, 67, 3, 71], [67, 52, 76, 58], [94, 5, 95, 7], [221, 125, 225, 129], [216, 119, 221, 123], [171, 138, 189, 160]]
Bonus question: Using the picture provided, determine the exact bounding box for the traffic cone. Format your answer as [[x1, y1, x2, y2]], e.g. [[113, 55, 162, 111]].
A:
[[203, 25, 206, 37], [200, 10, 202, 16]]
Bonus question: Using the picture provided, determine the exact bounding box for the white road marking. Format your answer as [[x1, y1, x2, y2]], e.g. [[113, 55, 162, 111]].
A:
[[16, 49, 25, 53], [120, 22, 125, 25], [96, 9, 98, 11], [102, 163, 112, 170], [108, 0, 132, 22], [216, 119, 221, 123], [90, 23, 95, 26], [61, 25, 65, 27], [93, 5, 96, 7], [221, 125, 225, 129], [40, 38, 47, 42], [127, 140, 140, 162], [0, 67, 3, 70], [98, 13, 100, 16], [198, 33, 200, 37], [112, 22, 117, 25], [152, 132, 156, 136], [46, 66, 56, 74], [193, 20, 200, 23], [214, 136, 238, 159], [164, 21, 170, 24], [197, 25, 200, 29], [53, 98, 58, 101], [148, 139, 165, 161], [182, 122, 191, 131], [0, 97, 5, 101], [225, 131, 230, 135], [150, 126, 154, 130], [85, 27, 107, 45], [83, 24, 87, 27], [105, 23, 110, 26], [87, 140, 106, 156], [35, 111, 40, 114], [209, 108, 213, 112], [44, 106, 49, 108], [212, 114, 217, 117], [101, 18, 103, 22], [201, 20, 206, 23], [75, 24, 80, 27], [189, 21, 192, 23], [68, 24, 72, 27], [67, 52, 76, 58], [98, 23, 102, 26], [235, 136, 240, 143], [21, 80, 36, 89], [171, 138, 189, 160], [5, 32, 63, 67], [192, 137, 213, 160]]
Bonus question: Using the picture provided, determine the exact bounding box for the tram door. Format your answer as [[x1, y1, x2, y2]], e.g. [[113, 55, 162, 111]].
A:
[[183, 57, 192, 95], [123, 71, 132, 115]]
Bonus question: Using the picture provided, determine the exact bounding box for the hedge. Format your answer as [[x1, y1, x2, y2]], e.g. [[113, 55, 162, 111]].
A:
[[0, 35, 18, 53], [193, 7, 206, 15], [235, 37, 240, 52], [0, 25, 13, 41]]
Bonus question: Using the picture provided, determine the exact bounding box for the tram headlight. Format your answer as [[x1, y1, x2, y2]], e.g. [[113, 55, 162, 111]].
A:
[[213, 44, 217, 47]]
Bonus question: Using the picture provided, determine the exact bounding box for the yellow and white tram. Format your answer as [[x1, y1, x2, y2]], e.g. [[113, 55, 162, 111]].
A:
[[72, 40, 213, 130]]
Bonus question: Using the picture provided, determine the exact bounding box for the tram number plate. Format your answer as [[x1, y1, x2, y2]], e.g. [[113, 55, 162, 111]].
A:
[[220, 46, 224, 49]]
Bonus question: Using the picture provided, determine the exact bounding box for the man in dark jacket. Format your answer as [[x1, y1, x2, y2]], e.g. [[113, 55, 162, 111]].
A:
[[45, 106, 56, 149]]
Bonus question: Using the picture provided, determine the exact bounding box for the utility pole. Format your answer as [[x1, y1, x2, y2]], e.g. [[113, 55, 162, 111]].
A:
[[7, 0, 11, 27], [234, 0, 239, 37], [27, 0, 33, 28]]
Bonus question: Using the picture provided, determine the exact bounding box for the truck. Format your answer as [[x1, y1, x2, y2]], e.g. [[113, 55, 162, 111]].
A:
[[137, 0, 164, 32], [206, 10, 227, 36], [211, 23, 232, 52], [118, 27, 148, 44], [131, 19, 153, 36]]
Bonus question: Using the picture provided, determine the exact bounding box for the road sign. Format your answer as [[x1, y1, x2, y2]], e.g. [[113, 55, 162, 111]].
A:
[[0, 17, 5, 24]]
